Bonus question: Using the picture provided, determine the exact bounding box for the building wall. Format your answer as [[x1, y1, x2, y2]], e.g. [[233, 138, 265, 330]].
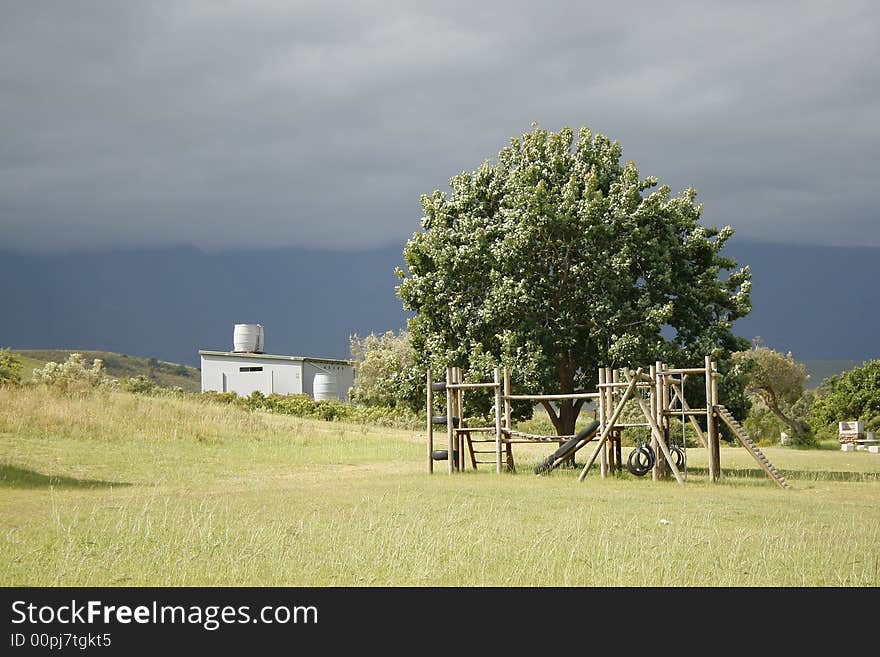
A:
[[200, 354, 353, 400], [302, 361, 355, 400], [200, 354, 303, 396]]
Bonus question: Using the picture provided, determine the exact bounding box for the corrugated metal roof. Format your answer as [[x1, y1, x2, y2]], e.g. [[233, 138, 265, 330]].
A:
[[198, 350, 352, 366]]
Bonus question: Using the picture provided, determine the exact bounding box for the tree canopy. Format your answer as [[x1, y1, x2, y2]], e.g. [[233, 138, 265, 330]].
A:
[[349, 331, 416, 408], [732, 346, 813, 444], [810, 360, 880, 435], [397, 124, 751, 434]]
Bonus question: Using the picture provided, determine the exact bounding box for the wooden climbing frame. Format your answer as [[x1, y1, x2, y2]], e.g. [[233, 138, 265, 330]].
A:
[[425, 356, 790, 488]]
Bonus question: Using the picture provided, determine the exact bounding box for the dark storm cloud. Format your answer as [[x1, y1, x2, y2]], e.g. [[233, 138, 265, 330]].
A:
[[1, 0, 878, 252]]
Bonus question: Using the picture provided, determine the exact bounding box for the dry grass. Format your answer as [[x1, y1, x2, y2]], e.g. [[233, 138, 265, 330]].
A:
[[1, 385, 879, 586]]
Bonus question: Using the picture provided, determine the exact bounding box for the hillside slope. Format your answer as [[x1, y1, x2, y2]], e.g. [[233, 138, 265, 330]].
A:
[[13, 349, 200, 391]]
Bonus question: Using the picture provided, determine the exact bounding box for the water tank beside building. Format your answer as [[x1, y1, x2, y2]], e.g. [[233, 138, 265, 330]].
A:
[[313, 372, 337, 401], [233, 324, 264, 353]]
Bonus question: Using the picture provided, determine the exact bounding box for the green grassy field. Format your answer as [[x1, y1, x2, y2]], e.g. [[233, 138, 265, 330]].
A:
[[11, 349, 201, 391], [1, 385, 878, 586]]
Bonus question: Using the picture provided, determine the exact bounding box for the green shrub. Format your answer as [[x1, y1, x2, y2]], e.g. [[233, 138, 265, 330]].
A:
[[0, 348, 22, 386], [743, 402, 785, 445], [199, 389, 422, 429], [121, 375, 158, 394], [199, 391, 240, 405]]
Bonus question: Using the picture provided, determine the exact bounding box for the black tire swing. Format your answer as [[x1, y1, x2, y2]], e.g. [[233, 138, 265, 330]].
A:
[[669, 444, 687, 470], [626, 443, 686, 476], [623, 377, 690, 479], [626, 441, 655, 476]]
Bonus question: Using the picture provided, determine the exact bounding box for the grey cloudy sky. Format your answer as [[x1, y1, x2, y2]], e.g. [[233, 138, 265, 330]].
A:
[[1, 0, 878, 252]]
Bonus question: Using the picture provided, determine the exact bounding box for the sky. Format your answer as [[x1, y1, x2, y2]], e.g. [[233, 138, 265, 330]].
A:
[[1, 0, 878, 253]]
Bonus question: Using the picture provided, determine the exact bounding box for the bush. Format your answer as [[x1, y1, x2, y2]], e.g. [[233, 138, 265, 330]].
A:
[[198, 389, 422, 429], [32, 353, 117, 392], [743, 402, 786, 445], [121, 375, 158, 394], [199, 391, 240, 405], [349, 331, 418, 408], [0, 348, 22, 386]]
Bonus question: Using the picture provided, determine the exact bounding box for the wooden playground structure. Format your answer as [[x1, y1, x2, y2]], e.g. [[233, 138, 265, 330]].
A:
[[426, 356, 789, 488]]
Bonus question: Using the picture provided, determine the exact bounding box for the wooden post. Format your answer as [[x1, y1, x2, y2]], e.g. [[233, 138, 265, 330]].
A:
[[599, 368, 608, 478], [503, 367, 512, 430], [615, 431, 623, 473], [605, 369, 613, 474], [652, 361, 662, 481], [711, 358, 721, 478], [503, 367, 512, 472], [670, 382, 708, 448], [705, 355, 719, 482], [608, 370, 624, 472], [637, 398, 684, 485], [446, 367, 454, 475], [494, 367, 502, 474], [578, 368, 643, 481], [657, 363, 672, 479], [454, 367, 465, 472], [427, 369, 433, 474]]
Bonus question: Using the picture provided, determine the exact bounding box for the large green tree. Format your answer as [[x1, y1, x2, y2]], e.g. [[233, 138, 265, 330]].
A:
[[397, 124, 751, 435]]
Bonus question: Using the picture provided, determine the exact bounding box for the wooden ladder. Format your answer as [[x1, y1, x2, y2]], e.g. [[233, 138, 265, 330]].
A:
[[465, 434, 516, 472], [715, 405, 790, 489]]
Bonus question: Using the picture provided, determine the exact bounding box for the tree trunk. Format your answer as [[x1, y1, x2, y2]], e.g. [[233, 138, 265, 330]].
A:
[[540, 398, 585, 436], [765, 401, 807, 440], [755, 387, 808, 441], [537, 359, 586, 467]]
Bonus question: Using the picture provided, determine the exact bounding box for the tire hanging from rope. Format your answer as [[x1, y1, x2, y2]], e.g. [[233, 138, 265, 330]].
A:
[[626, 440, 655, 476], [626, 384, 655, 477]]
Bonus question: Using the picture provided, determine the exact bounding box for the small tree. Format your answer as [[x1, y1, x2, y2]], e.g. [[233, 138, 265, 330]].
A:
[[732, 347, 814, 445], [349, 331, 417, 408], [0, 348, 22, 386]]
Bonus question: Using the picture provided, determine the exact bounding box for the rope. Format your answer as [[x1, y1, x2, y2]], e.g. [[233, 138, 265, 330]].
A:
[[503, 429, 577, 441]]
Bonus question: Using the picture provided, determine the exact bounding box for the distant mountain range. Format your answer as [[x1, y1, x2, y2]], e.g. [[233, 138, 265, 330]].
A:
[[1, 240, 876, 370], [724, 241, 877, 361], [0, 244, 408, 366]]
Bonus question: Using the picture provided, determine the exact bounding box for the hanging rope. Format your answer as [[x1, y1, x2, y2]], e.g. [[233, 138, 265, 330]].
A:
[[504, 429, 578, 442]]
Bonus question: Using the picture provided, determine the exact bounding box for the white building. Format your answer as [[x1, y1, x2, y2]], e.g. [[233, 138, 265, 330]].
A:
[[199, 324, 354, 400]]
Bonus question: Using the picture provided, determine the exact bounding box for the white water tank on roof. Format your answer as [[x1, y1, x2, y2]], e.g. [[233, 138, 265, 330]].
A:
[[233, 324, 264, 353], [313, 372, 337, 401]]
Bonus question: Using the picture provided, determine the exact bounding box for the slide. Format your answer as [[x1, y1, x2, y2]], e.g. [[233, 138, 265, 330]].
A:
[[534, 420, 601, 475]]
